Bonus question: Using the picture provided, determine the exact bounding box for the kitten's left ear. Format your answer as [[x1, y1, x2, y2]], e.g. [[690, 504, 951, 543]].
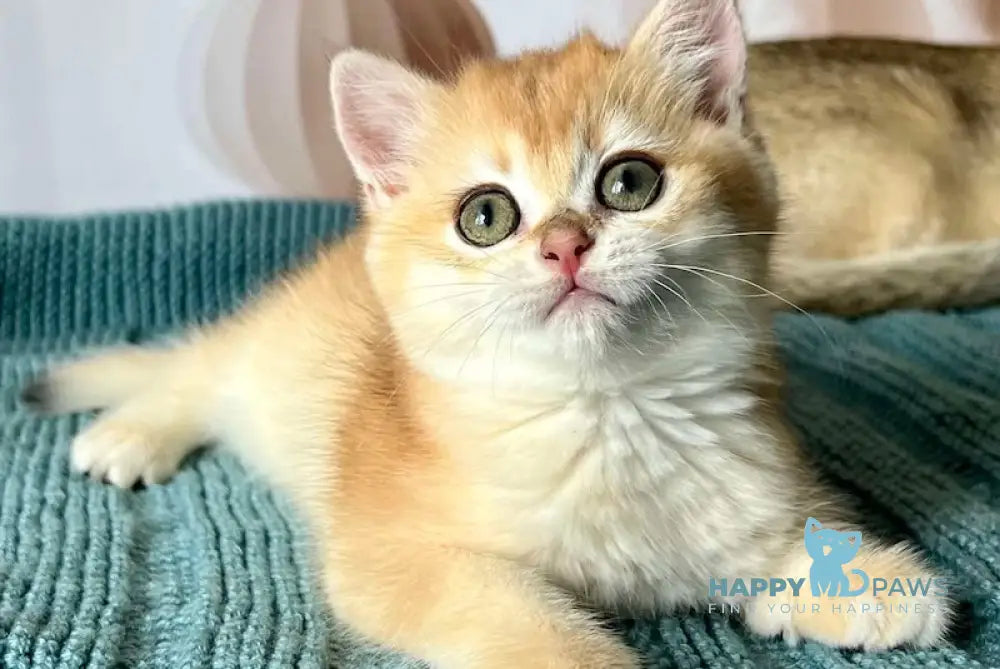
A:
[[627, 0, 746, 127], [330, 50, 440, 208]]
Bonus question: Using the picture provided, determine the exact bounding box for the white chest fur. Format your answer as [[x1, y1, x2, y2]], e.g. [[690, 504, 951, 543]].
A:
[[443, 337, 795, 613], [536, 371, 768, 608]]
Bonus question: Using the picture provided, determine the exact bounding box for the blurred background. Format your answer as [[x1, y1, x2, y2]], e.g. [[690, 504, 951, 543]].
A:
[[2, 0, 999, 215]]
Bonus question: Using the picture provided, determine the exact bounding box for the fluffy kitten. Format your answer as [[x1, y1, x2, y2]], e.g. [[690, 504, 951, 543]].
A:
[[22, 1, 952, 666]]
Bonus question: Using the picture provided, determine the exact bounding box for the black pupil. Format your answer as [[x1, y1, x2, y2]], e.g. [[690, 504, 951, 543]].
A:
[[475, 201, 494, 228], [612, 168, 637, 195]]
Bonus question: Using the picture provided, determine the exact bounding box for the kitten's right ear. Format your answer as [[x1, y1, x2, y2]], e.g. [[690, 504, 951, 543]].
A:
[[329, 50, 438, 207], [627, 0, 746, 127]]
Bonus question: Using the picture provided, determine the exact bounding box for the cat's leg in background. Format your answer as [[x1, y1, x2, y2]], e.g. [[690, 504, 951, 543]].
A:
[[743, 520, 953, 649], [326, 538, 638, 669]]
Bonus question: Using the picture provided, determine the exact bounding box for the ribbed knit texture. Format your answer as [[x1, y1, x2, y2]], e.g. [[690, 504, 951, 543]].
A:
[[1, 200, 998, 668]]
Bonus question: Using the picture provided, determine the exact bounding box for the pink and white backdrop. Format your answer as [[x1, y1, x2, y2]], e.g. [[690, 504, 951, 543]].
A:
[[2, 0, 998, 215]]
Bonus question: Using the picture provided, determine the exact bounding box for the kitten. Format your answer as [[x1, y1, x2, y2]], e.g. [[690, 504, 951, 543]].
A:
[[21, 1, 952, 666]]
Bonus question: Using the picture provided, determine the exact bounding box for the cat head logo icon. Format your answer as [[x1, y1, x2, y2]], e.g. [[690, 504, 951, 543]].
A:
[[803, 518, 870, 597]]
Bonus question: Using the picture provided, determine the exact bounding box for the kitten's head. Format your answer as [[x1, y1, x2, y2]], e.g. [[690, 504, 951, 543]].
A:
[[330, 0, 777, 379]]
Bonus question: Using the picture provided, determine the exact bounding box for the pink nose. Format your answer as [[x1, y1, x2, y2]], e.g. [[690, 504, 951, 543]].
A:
[[540, 228, 593, 279]]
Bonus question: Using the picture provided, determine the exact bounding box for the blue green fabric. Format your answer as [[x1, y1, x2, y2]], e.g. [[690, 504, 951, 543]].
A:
[[1, 200, 998, 668]]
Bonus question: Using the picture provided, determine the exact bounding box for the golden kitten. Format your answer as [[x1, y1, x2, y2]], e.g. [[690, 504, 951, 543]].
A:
[[23, 1, 952, 666]]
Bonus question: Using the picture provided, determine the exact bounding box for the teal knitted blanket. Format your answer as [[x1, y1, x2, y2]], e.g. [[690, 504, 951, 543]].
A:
[[1, 201, 998, 668]]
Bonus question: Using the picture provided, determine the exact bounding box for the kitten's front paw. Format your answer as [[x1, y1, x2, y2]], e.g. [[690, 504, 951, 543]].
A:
[[746, 586, 950, 650], [72, 417, 190, 487], [746, 545, 952, 650]]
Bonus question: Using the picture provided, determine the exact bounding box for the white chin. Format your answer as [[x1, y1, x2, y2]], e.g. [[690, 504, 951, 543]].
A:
[[545, 299, 623, 358]]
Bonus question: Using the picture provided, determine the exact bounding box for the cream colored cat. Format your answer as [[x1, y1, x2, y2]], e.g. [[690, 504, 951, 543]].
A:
[[22, 1, 952, 666], [749, 38, 1000, 315]]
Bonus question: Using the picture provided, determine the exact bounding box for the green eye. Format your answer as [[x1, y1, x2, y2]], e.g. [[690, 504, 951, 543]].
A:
[[456, 188, 520, 247], [596, 155, 663, 211]]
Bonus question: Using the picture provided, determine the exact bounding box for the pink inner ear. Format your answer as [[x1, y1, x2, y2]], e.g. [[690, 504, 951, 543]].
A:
[[337, 89, 410, 194], [331, 52, 429, 200], [632, 0, 749, 126], [698, 1, 747, 123]]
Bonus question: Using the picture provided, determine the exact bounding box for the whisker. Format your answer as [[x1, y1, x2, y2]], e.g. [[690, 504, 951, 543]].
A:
[[628, 230, 784, 258], [458, 296, 512, 377], [610, 328, 646, 357], [507, 306, 518, 381], [647, 263, 765, 298], [640, 172, 665, 210], [650, 276, 711, 327], [370, 288, 496, 352], [392, 289, 492, 319], [443, 261, 514, 283], [491, 313, 512, 397], [657, 230, 784, 251], [712, 308, 751, 347], [419, 298, 501, 360], [642, 277, 672, 318], [664, 264, 835, 347], [394, 21, 447, 79]]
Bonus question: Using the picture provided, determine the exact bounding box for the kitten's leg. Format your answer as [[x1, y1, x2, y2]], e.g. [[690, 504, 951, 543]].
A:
[[22, 344, 215, 487], [328, 540, 638, 669], [22, 346, 176, 414], [744, 524, 952, 650]]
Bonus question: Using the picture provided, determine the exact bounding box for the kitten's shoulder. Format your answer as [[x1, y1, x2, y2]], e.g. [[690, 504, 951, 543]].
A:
[[234, 226, 394, 379]]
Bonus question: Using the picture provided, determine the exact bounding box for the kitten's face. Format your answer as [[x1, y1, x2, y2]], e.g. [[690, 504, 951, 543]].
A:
[[334, 2, 778, 377]]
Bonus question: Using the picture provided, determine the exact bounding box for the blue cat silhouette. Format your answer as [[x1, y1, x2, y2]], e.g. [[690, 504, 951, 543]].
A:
[[804, 517, 869, 597]]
